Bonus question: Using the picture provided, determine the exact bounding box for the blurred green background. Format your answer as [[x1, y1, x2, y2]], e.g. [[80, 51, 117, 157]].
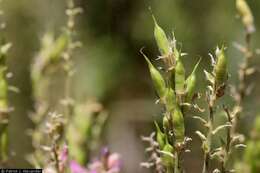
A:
[[1, 0, 260, 172]]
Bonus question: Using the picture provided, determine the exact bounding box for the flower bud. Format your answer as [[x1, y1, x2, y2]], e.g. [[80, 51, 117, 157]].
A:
[[143, 54, 166, 98], [152, 15, 170, 56], [175, 59, 185, 95], [171, 107, 185, 142], [154, 121, 166, 149], [185, 59, 201, 102], [214, 47, 227, 88], [236, 0, 255, 33]]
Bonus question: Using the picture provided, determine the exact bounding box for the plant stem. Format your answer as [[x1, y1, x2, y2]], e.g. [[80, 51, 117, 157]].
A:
[[174, 151, 181, 173], [220, 107, 232, 173], [52, 143, 60, 173], [63, 0, 79, 119], [202, 93, 216, 173], [232, 32, 252, 135]]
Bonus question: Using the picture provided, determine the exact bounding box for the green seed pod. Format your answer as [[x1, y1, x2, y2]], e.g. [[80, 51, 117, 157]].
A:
[[0, 130, 8, 161], [165, 88, 176, 112], [0, 69, 7, 109], [49, 32, 69, 61], [152, 15, 170, 56], [143, 53, 166, 98], [161, 140, 174, 168], [171, 106, 185, 142], [173, 44, 180, 61], [236, 0, 255, 33], [175, 59, 185, 95], [185, 59, 201, 102], [163, 115, 170, 131], [154, 121, 165, 149], [214, 47, 227, 88]]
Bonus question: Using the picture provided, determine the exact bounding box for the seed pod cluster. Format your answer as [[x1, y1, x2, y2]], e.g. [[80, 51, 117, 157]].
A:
[[236, 0, 255, 33], [143, 15, 202, 172]]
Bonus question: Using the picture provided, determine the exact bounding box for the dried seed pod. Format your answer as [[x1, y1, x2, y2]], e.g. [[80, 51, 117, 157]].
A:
[[172, 106, 185, 142], [143, 53, 166, 98], [185, 59, 201, 102], [154, 121, 166, 149], [236, 0, 255, 33], [214, 47, 227, 88], [175, 59, 185, 95], [152, 15, 170, 56]]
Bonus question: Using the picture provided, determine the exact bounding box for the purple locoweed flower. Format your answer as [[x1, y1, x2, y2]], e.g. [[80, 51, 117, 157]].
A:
[[70, 148, 122, 173], [70, 160, 88, 173], [107, 153, 122, 172]]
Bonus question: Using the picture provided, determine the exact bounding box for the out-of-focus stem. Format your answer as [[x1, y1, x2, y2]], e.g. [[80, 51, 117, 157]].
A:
[[63, 0, 78, 119], [232, 32, 252, 135], [174, 151, 181, 173]]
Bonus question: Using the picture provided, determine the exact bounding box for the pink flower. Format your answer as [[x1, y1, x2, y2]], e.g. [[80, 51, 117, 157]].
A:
[[108, 153, 122, 170], [70, 160, 88, 173]]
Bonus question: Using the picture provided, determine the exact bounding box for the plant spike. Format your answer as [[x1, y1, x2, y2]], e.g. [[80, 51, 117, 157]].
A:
[[142, 14, 204, 173], [236, 0, 255, 33]]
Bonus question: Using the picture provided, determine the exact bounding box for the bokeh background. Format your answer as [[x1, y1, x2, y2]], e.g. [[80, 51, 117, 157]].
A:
[[1, 0, 260, 172]]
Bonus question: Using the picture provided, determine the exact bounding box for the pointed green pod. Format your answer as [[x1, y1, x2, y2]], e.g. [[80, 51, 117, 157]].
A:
[[142, 52, 166, 98], [0, 70, 7, 109], [173, 44, 180, 61], [175, 59, 185, 95], [185, 59, 201, 102], [161, 139, 174, 168], [154, 121, 166, 149], [163, 115, 170, 131], [0, 130, 8, 161], [172, 106, 185, 142], [165, 88, 176, 112], [236, 0, 255, 33], [50, 33, 69, 61], [215, 47, 227, 88], [152, 15, 170, 56]]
